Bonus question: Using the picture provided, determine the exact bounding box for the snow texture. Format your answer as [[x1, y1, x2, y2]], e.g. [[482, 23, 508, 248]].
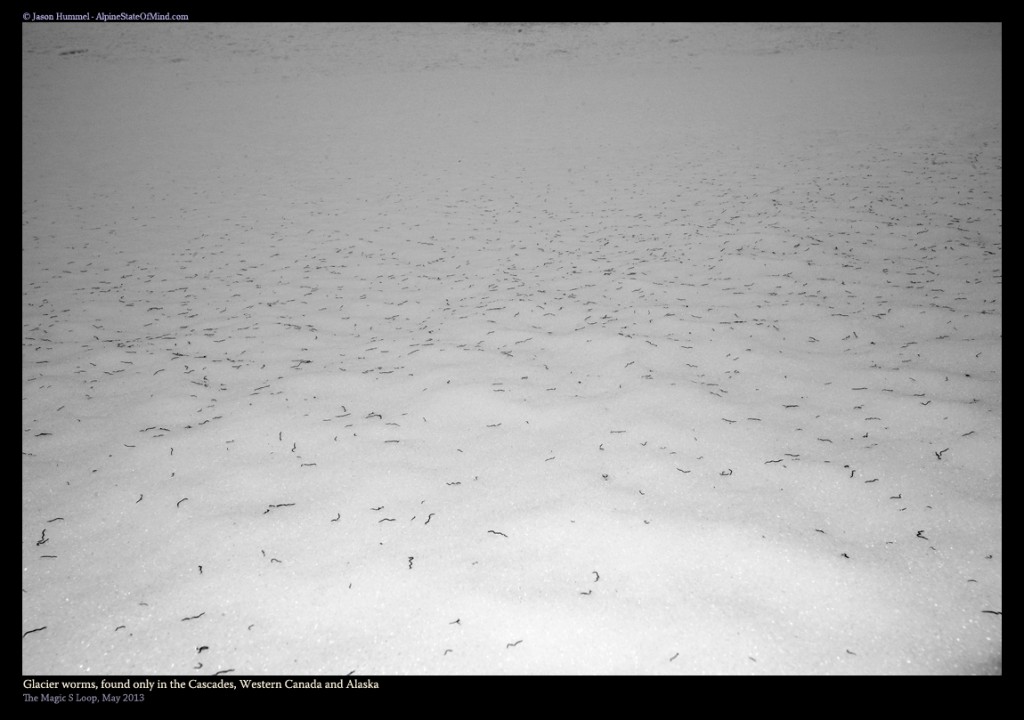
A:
[[23, 22, 1001, 675]]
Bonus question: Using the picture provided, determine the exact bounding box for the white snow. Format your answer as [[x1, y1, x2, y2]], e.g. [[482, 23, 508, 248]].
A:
[[23, 22, 1001, 675]]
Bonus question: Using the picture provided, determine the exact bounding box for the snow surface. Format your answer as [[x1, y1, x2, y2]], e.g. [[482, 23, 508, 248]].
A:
[[23, 22, 1001, 675]]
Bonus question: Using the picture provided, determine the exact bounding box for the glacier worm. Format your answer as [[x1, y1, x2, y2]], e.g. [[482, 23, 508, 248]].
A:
[[264, 503, 295, 514]]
